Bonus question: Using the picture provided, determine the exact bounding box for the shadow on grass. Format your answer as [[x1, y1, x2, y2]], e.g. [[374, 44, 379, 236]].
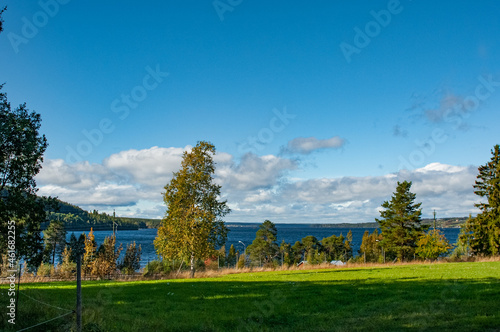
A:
[[3, 276, 499, 332]]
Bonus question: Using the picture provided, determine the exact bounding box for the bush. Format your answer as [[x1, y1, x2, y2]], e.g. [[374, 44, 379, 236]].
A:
[[237, 254, 246, 269], [37, 262, 55, 277]]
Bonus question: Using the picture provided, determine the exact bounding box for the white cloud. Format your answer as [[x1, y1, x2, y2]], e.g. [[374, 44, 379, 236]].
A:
[[226, 163, 480, 223], [284, 136, 346, 154], [216, 153, 297, 191], [36, 145, 481, 223], [103, 146, 187, 187]]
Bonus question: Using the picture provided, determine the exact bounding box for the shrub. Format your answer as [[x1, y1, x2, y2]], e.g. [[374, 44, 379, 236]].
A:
[[37, 262, 55, 277]]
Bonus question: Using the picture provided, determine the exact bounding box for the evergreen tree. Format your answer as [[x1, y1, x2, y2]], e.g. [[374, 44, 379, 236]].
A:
[[227, 244, 237, 267], [467, 145, 500, 256], [247, 220, 279, 267], [322, 232, 353, 262], [43, 219, 67, 264], [154, 141, 230, 278], [217, 245, 226, 268], [301, 235, 321, 261], [376, 181, 428, 261], [67, 233, 84, 263], [345, 230, 353, 261], [454, 215, 473, 258], [119, 241, 142, 275], [59, 246, 76, 278], [279, 240, 292, 266], [291, 241, 304, 264]]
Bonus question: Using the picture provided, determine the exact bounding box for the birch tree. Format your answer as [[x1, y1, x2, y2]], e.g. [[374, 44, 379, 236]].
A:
[[154, 141, 230, 278]]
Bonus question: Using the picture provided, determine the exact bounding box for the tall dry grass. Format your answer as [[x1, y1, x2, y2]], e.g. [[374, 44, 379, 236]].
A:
[[2, 255, 499, 284]]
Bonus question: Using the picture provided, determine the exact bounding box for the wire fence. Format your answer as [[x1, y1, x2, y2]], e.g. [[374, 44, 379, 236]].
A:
[[14, 290, 74, 331]]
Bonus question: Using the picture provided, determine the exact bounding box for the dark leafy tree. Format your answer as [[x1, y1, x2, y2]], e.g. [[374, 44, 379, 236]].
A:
[[0, 6, 5, 33], [467, 145, 500, 256], [154, 141, 230, 278], [376, 181, 428, 261], [0, 81, 55, 270], [247, 220, 279, 267]]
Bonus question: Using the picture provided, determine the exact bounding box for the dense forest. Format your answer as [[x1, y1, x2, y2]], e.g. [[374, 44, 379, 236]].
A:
[[42, 198, 161, 231]]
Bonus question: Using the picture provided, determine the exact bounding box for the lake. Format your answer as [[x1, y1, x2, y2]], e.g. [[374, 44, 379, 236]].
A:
[[67, 224, 461, 268]]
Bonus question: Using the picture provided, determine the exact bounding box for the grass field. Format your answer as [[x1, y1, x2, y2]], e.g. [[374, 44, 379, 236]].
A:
[[1, 261, 499, 331]]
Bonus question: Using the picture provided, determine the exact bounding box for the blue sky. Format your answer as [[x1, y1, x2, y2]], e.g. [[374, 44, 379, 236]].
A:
[[1, 0, 499, 223]]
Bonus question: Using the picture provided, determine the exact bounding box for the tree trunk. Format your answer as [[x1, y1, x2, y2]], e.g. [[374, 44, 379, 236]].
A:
[[190, 253, 195, 278]]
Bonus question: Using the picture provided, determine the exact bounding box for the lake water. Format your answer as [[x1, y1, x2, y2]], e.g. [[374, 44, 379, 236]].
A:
[[67, 224, 461, 268]]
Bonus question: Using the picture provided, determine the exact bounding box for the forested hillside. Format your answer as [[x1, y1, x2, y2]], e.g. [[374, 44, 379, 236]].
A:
[[41, 198, 160, 231]]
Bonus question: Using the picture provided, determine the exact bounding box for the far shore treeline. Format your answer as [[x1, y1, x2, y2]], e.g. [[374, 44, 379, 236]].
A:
[[41, 198, 467, 232]]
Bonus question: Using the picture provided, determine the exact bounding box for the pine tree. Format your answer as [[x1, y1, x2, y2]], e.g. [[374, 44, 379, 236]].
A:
[[227, 244, 237, 267], [217, 245, 226, 268], [301, 236, 321, 262], [247, 220, 279, 267], [322, 234, 346, 262], [376, 181, 428, 261], [468, 144, 500, 255], [291, 241, 304, 264], [154, 141, 230, 278], [119, 241, 141, 275], [43, 220, 67, 265], [59, 246, 76, 278], [279, 240, 292, 266]]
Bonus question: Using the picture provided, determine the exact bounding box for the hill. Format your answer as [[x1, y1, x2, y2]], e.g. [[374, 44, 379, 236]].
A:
[[41, 198, 160, 231]]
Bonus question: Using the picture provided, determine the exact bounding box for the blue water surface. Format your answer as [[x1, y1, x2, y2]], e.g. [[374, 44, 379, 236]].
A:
[[67, 225, 461, 268]]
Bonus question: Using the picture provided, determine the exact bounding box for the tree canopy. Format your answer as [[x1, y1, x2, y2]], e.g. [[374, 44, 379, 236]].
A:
[[0, 6, 5, 34], [154, 141, 230, 277], [376, 181, 428, 261]]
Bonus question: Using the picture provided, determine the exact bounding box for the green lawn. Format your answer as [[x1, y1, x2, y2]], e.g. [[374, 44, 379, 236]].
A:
[[1, 261, 499, 331]]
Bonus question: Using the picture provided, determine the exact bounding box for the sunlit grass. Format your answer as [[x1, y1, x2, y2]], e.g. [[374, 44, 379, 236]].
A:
[[1, 261, 499, 331]]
